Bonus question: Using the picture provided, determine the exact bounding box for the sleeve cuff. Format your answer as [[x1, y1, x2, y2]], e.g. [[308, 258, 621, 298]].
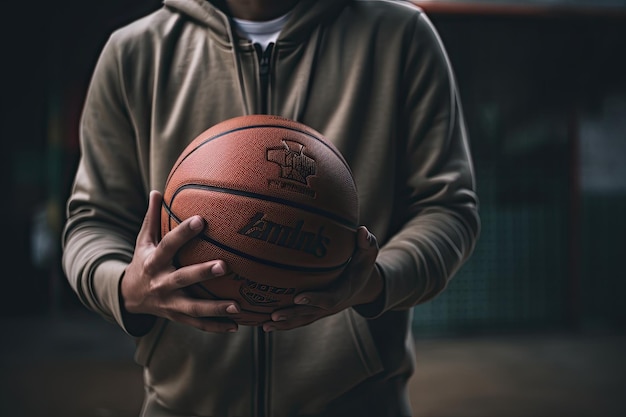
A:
[[93, 259, 131, 329], [93, 259, 154, 336], [353, 263, 387, 319]]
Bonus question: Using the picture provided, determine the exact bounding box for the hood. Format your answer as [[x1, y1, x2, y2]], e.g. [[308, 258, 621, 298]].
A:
[[163, 0, 351, 45]]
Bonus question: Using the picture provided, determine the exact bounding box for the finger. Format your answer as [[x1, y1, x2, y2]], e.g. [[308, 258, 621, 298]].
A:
[[174, 296, 241, 319], [356, 225, 378, 251], [343, 226, 379, 275], [172, 313, 239, 333], [154, 214, 205, 269], [263, 311, 321, 332], [269, 305, 321, 322], [293, 284, 346, 311], [166, 260, 230, 290]]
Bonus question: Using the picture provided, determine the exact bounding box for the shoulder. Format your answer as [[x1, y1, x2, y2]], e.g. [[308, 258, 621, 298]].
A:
[[97, 5, 207, 74], [335, 0, 440, 50], [107, 7, 178, 51], [341, 0, 434, 38], [349, 0, 425, 20]]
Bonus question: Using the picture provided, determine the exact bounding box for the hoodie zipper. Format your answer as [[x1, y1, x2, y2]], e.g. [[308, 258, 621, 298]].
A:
[[255, 42, 274, 114], [254, 327, 271, 417], [253, 41, 274, 417]]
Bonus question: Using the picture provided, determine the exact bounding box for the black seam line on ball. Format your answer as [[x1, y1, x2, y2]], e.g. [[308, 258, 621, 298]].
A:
[[194, 124, 352, 174], [164, 123, 356, 191], [175, 183, 358, 229], [161, 201, 352, 274]]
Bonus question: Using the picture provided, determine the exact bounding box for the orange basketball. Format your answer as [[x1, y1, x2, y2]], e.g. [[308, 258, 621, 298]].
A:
[[161, 115, 359, 326]]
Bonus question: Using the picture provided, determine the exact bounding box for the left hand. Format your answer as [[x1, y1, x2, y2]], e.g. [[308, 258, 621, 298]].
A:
[[262, 226, 383, 332]]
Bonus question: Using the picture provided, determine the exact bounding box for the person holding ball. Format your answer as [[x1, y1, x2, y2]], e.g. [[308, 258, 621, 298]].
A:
[[62, 0, 480, 416]]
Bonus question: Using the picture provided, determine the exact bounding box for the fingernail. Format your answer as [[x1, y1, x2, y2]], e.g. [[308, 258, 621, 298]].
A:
[[226, 304, 239, 314], [274, 315, 287, 322], [264, 325, 276, 333], [211, 263, 225, 276], [227, 327, 238, 333], [294, 297, 309, 305], [190, 216, 204, 231]]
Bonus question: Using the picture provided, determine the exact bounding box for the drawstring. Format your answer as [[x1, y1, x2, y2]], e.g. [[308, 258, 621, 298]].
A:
[[222, 16, 325, 120], [288, 25, 324, 121], [225, 17, 252, 116]]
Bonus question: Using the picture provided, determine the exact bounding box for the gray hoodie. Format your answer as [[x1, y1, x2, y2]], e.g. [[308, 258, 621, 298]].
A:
[[62, 0, 480, 415]]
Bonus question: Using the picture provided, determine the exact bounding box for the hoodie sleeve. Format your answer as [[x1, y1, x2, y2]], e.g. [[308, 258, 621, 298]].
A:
[[357, 12, 480, 318], [61, 32, 148, 333]]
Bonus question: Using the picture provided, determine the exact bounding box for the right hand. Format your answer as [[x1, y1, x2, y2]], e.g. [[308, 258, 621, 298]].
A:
[[120, 190, 241, 334]]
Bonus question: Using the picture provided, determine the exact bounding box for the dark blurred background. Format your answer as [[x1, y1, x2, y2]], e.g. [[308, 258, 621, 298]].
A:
[[1, 0, 625, 416]]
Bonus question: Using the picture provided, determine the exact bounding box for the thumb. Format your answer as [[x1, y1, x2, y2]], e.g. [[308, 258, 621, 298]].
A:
[[137, 190, 164, 246], [356, 226, 378, 251]]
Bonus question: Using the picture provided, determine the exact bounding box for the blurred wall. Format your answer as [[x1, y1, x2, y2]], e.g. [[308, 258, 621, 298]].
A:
[[1, 0, 162, 316], [412, 2, 626, 335], [2, 1, 624, 336]]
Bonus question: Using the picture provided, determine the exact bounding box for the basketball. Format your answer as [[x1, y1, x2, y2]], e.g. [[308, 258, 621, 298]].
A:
[[161, 115, 359, 326]]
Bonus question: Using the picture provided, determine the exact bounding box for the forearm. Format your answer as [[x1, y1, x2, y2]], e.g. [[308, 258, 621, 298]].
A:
[[62, 215, 136, 330], [377, 204, 479, 311]]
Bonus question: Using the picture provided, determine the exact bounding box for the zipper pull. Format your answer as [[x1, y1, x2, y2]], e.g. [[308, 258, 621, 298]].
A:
[[254, 42, 275, 114], [256, 42, 274, 76]]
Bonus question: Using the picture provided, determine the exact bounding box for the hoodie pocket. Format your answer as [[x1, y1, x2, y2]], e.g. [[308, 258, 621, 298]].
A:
[[134, 318, 168, 367], [135, 322, 256, 416], [270, 309, 384, 414]]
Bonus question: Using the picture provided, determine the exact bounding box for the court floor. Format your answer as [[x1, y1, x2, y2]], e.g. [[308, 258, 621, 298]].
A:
[[1, 312, 624, 417]]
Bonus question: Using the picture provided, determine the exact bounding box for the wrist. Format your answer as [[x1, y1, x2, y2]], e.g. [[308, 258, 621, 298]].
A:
[[361, 264, 384, 305], [353, 264, 386, 318], [119, 270, 156, 336]]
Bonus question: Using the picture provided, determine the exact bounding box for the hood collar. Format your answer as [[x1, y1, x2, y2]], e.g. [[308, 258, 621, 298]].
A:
[[163, 0, 350, 45]]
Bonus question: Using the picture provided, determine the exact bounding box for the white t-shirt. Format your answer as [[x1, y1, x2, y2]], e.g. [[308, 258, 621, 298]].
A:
[[232, 12, 291, 51]]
